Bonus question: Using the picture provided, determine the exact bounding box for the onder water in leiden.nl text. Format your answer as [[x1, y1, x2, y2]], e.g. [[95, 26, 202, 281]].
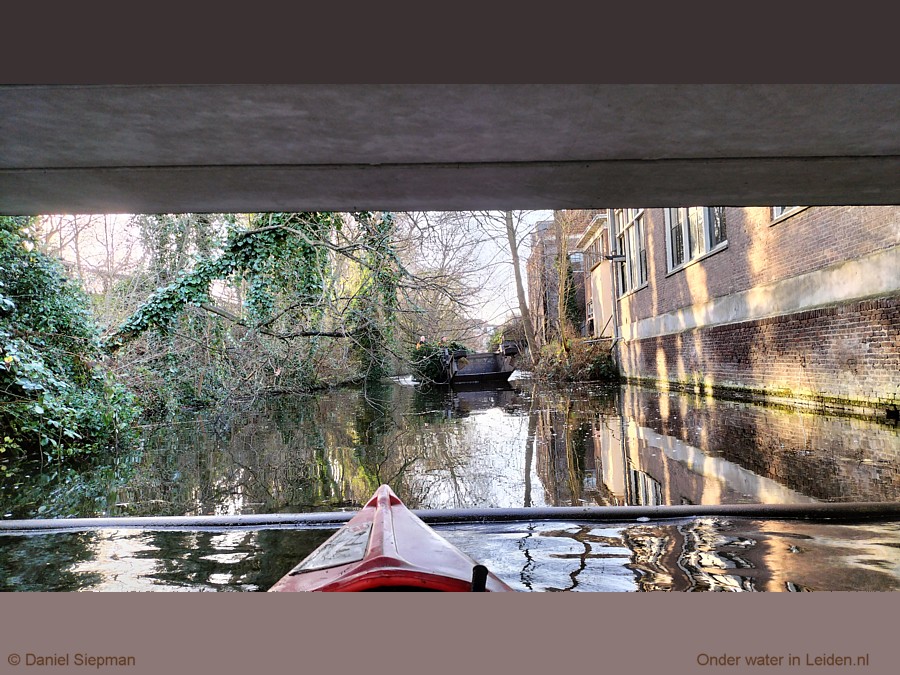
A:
[[697, 653, 870, 667]]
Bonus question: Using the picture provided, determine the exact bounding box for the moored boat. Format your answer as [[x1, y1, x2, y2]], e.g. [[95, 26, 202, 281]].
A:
[[448, 341, 519, 383], [268, 485, 514, 592], [449, 350, 516, 383]]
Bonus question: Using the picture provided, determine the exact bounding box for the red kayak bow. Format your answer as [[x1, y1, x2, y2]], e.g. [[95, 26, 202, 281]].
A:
[[268, 485, 514, 592]]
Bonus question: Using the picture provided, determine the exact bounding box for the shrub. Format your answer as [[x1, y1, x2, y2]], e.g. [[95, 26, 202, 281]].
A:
[[0, 217, 139, 462], [409, 340, 468, 384], [534, 338, 620, 382]]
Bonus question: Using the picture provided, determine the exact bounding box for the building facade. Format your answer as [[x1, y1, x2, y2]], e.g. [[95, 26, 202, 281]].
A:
[[580, 205, 900, 418], [526, 211, 597, 346]]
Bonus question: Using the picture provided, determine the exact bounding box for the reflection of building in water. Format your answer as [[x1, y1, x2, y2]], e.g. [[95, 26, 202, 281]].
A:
[[523, 518, 798, 592], [528, 388, 806, 507], [589, 416, 820, 506], [622, 516, 900, 592], [622, 519, 796, 592], [582, 410, 819, 507], [588, 412, 692, 506], [575, 385, 898, 507], [621, 385, 899, 503]]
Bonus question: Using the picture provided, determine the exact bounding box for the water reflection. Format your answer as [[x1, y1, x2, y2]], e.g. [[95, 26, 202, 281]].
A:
[[610, 386, 899, 506], [2, 380, 897, 519], [0, 528, 333, 592], [3, 518, 897, 591], [441, 518, 900, 592], [528, 383, 898, 508]]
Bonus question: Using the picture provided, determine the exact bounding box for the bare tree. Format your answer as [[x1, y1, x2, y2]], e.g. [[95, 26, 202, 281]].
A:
[[36, 214, 99, 278], [470, 210, 540, 364], [393, 211, 498, 349]]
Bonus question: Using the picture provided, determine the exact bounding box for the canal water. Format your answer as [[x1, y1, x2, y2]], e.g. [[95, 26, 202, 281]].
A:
[[2, 377, 898, 591]]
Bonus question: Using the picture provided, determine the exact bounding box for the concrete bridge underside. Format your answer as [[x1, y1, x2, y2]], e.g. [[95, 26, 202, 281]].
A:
[[1, 84, 898, 215]]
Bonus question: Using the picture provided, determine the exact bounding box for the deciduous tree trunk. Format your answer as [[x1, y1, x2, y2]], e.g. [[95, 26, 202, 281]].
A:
[[504, 211, 539, 364]]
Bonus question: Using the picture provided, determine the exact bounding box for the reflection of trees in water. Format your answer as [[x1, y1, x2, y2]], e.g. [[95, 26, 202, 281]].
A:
[[529, 386, 616, 507], [0, 532, 101, 591], [121, 400, 342, 515], [396, 384, 534, 509], [1, 457, 137, 519], [136, 528, 334, 591], [398, 403, 485, 509], [65, 377, 894, 517], [516, 524, 537, 591], [120, 382, 482, 514]]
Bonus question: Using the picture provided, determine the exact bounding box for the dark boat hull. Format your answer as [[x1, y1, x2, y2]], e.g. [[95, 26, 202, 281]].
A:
[[449, 351, 515, 383], [268, 485, 514, 592], [451, 369, 514, 383]]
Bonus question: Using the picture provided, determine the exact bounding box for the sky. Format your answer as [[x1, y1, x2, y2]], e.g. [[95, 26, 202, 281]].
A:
[[467, 210, 553, 325]]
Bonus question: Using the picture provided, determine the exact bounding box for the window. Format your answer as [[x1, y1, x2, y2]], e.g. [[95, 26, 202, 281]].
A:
[[613, 208, 647, 295], [568, 251, 584, 272], [583, 230, 608, 273], [628, 468, 662, 506], [772, 206, 802, 220], [664, 207, 727, 272]]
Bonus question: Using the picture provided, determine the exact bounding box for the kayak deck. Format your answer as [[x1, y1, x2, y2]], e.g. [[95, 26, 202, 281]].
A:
[[268, 485, 514, 592]]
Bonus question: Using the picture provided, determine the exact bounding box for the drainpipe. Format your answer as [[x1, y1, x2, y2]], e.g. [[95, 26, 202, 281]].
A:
[[603, 208, 625, 374]]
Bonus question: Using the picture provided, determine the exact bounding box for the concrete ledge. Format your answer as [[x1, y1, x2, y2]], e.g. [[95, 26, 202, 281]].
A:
[[4, 156, 900, 215]]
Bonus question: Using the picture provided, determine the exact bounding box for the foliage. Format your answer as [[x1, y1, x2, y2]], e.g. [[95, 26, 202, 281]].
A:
[[489, 315, 528, 354], [533, 338, 620, 383], [133, 213, 223, 284], [242, 212, 337, 325], [564, 260, 585, 330], [0, 216, 138, 463], [108, 214, 328, 345], [108, 212, 402, 410], [346, 212, 400, 380], [409, 339, 469, 384]]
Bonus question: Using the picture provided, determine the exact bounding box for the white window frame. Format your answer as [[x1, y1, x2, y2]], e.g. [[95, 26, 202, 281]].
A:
[[772, 206, 804, 221], [664, 207, 727, 273], [613, 208, 647, 295]]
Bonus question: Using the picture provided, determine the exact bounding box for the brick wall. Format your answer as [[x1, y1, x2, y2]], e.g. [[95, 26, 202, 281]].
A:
[[620, 296, 900, 414], [620, 205, 900, 324]]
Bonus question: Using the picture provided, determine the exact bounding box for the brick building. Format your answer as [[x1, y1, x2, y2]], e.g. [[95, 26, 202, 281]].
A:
[[526, 211, 596, 346], [579, 205, 900, 418]]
